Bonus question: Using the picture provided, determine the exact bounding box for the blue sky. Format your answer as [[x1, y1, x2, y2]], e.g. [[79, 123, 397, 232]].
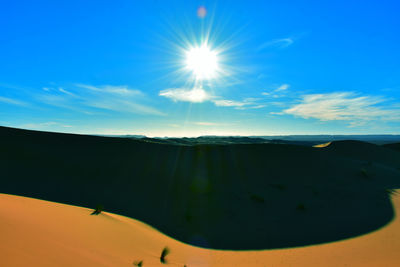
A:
[[1, 0, 399, 136]]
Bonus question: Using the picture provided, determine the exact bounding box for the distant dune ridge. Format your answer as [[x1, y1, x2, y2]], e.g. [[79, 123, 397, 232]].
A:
[[0, 126, 400, 251]]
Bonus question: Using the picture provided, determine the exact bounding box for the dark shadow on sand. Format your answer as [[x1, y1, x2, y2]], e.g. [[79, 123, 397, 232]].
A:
[[1, 126, 400, 250]]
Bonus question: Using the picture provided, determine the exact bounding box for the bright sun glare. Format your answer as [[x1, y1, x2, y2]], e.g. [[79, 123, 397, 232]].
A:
[[185, 44, 219, 80]]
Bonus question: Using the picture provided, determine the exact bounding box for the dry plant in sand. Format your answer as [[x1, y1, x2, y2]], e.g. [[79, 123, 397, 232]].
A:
[[160, 247, 170, 264], [90, 204, 103, 215]]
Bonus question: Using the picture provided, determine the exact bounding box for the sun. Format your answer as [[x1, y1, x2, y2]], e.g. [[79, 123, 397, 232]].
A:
[[185, 44, 219, 80]]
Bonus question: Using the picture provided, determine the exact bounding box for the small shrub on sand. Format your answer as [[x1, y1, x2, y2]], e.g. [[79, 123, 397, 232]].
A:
[[133, 260, 143, 266], [250, 194, 264, 203], [160, 247, 170, 264], [91, 204, 103, 215]]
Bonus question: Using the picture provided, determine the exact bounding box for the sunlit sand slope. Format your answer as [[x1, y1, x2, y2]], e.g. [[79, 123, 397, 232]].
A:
[[312, 141, 332, 148], [1, 193, 400, 267]]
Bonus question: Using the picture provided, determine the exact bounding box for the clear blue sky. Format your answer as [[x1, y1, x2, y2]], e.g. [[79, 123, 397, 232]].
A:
[[1, 0, 399, 136]]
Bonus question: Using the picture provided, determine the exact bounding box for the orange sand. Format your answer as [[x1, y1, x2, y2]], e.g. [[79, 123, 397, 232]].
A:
[[313, 141, 332, 148], [1, 192, 400, 266]]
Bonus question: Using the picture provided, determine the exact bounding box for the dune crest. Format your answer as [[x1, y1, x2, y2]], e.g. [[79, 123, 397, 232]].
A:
[[313, 141, 332, 148]]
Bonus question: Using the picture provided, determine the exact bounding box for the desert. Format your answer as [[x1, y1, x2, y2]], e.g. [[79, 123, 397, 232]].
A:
[[1, 126, 400, 266]]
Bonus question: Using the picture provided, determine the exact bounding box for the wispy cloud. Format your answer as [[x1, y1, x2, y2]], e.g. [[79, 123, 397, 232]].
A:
[[275, 84, 290, 91], [21, 121, 73, 129], [262, 84, 290, 97], [282, 92, 400, 125], [159, 87, 267, 110], [258, 38, 294, 51], [247, 104, 266, 109], [159, 87, 212, 103], [0, 96, 27, 106], [86, 99, 164, 116], [38, 84, 164, 116], [37, 94, 94, 114], [59, 87, 77, 97], [76, 84, 143, 96], [212, 97, 265, 110]]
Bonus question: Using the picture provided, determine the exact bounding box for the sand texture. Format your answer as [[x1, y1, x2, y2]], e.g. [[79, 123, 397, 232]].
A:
[[1, 192, 400, 266], [1, 126, 400, 265]]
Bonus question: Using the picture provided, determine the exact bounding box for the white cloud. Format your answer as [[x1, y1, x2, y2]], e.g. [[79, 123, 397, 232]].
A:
[[283, 92, 400, 124], [213, 99, 246, 107], [159, 87, 212, 103], [212, 98, 265, 110], [0, 96, 27, 106], [276, 84, 290, 91], [258, 38, 294, 51]]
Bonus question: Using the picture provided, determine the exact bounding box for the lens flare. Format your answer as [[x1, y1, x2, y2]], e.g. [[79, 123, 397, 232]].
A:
[[197, 6, 207, 18]]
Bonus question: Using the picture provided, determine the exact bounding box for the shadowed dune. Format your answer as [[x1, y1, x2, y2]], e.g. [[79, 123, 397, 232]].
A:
[[324, 140, 400, 170], [1, 126, 399, 250], [384, 142, 400, 152]]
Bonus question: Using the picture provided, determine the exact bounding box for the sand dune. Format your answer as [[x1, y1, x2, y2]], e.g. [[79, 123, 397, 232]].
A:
[[1, 192, 400, 266], [1, 126, 400, 251], [324, 140, 400, 169], [384, 142, 400, 152]]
